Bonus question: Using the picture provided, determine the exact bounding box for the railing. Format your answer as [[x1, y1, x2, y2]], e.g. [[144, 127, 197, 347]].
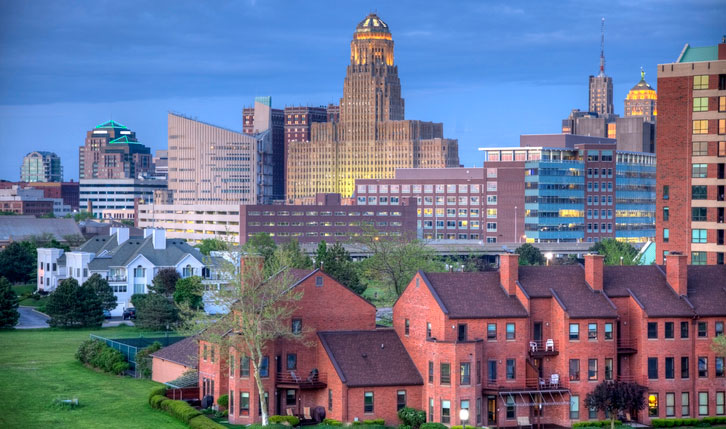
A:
[[485, 375, 567, 391], [108, 276, 127, 282], [617, 339, 637, 353], [616, 374, 646, 384], [276, 370, 327, 388], [528, 339, 558, 355]]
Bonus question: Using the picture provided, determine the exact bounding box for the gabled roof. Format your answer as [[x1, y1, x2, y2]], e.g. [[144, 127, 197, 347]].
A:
[[686, 265, 726, 317], [81, 234, 204, 271], [603, 265, 693, 318], [518, 265, 618, 319], [151, 336, 198, 368], [318, 330, 422, 387], [95, 120, 128, 129], [420, 271, 529, 319]]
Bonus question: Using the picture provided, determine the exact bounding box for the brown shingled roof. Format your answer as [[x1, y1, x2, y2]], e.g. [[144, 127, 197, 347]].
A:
[[518, 266, 618, 319], [603, 265, 694, 318], [686, 265, 726, 317], [421, 271, 529, 319], [318, 330, 423, 387], [150, 336, 198, 368]]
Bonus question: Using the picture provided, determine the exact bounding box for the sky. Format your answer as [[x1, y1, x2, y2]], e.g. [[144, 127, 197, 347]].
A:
[[0, 0, 724, 181]]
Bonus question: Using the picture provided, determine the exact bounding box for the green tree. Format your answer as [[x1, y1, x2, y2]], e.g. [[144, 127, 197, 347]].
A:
[[356, 229, 445, 297], [585, 381, 647, 429], [515, 243, 546, 266], [315, 241, 365, 295], [279, 239, 312, 269], [712, 335, 726, 355], [0, 241, 36, 283], [150, 267, 181, 298], [73, 211, 95, 222], [45, 278, 103, 328], [0, 277, 20, 328], [76, 283, 105, 327], [196, 238, 229, 256], [135, 341, 163, 379], [589, 239, 640, 265], [135, 293, 179, 331], [82, 273, 117, 311], [243, 233, 278, 274], [173, 276, 204, 310]]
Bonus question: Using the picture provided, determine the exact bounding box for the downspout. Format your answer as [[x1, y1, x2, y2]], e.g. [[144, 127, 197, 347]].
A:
[[692, 316, 697, 418]]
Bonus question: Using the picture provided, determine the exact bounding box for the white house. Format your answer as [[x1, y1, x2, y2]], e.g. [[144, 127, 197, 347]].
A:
[[37, 227, 222, 317]]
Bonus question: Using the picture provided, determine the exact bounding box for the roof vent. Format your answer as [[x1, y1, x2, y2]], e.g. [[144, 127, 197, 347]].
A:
[[361, 353, 367, 358], [381, 343, 384, 349]]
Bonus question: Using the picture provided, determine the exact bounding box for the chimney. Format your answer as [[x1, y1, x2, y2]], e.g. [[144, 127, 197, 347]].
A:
[[110, 227, 129, 245], [499, 253, 519, 295], [239, 254, 265, 289], [584, 254, 604, 291], [152, 228, 166, 250], [666, 253, 688, 296]]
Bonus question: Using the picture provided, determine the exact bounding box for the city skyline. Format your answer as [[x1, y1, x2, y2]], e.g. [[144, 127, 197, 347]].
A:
[[1, 0, 724, 180]]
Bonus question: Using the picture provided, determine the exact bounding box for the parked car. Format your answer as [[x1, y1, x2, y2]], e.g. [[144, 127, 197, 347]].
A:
[[103, 310, 112, 319], [122, 308, 136, 320]]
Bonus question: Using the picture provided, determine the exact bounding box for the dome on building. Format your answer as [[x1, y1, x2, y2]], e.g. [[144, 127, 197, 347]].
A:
[[355, 13, 390, 34], [626, 69, 656, 100]]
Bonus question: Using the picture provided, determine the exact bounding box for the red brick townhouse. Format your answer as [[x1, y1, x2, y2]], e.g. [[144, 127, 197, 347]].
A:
[[393, 254, 726, 427]]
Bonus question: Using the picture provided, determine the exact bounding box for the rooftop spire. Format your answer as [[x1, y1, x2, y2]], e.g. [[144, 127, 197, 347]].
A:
[[599, 17, 606, 77]]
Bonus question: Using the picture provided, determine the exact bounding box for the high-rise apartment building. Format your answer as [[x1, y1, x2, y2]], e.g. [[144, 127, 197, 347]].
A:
[[79, 120, 153, 179], [167, 112, 273, 205], [20, 151, 62, 182], [286, 14, 459, 201], [656, 39, 726, 265]]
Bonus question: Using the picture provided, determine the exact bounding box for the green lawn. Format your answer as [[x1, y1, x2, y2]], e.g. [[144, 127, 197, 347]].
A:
[[0, 327, 186, 429]]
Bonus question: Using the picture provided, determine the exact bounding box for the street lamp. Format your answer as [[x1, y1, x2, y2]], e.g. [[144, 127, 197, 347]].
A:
[[545, 252, 553, 266], [459, 408, 469, 429]]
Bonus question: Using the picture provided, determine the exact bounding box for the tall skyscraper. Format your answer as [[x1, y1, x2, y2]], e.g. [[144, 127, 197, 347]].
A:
[[167, 112, 273, 204], [79, 120, 152, 179], [625, 68, 657, 121], [20, 151, 62, 182], [286, 14, 459, 201], [656, 39, 726, 265], [588, 18, 614, 118], [243, 97, 286, 200]]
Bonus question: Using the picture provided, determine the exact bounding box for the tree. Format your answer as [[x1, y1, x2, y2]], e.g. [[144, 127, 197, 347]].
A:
[[73, 211, 95, 222], [712, 335, 726, 355], [0, 277, 20, 328], [134, 293, 179, 331], [243, 233, 277, 267], [45, 278, 104, 328], [135, 341, 163, 378], [197, 238, 229, 256], [83, 273, 117, 311], [173, 276, 204, 309], [589, 239, 640, 265], [279, 239, 312, 270], [515, 243, 546, 266], [355, 228, 445, 297], [585, 381, 647, 429], [150, 268, 181, 298], [0, 241, 36, 283], [314, 241, 365, 295]]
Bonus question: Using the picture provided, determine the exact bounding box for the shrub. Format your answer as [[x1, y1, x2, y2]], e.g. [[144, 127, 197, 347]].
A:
[[136, 341, 163, 379], [323, 419, 343, 426], [76, 338, 128, 374], [150, 394, 169, 409], [148, 386, 167, 404], [363, 420, 385, 425], [398, 407, 426, 429], [420, 424, 447, 429], [269, 415, 300, 426], [216, 394, 229, 409], [188, 415, 227, 429], [164, 399, 201, 424]]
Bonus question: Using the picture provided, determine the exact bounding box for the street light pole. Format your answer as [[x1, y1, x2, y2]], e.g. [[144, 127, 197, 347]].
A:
[[460, 408, 469, 429]]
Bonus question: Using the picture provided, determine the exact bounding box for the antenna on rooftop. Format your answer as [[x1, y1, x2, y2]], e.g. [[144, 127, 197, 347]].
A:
[[599, 17, 606, 77]]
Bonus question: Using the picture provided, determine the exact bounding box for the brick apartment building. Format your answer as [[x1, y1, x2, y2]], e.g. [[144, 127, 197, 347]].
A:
[[199, 255, 726, 427], [656, 39, 726, 264]]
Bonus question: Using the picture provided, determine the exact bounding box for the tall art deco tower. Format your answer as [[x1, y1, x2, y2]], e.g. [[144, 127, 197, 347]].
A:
[[286, 14, 459, 200]]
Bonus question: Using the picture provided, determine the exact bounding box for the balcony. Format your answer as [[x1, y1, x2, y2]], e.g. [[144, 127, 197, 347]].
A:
[[107, 276, 127, 283], [617, 339, 637, 354], [528, 339, 558, 357], [485, 375, 568, 392], [276, 370, 327, 390]]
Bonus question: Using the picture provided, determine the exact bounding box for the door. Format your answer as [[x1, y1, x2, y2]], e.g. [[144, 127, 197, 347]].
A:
[[533, 322, 542, 342], [487, 395, 497, 425], [276, 354, 282, 373], [533, 358, 544, 378]]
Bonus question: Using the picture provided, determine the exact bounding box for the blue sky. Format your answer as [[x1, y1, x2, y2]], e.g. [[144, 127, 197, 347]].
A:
[[0, 0, 724, 180]]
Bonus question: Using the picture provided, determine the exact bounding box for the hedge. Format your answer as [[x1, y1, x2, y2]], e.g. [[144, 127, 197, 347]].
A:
[[247, 424, 289, 429], [149, 394, 170, 410], [188, 415, 227, 429], [148, 387, 225, 429], [322, 419, 343, 426], [651, 418, 726, 427], [76, 338, 129, 375], [269, 415, 301, 426], [148, 386, 167, 404], [572, 421, 622, 428], [364, 420, 385, 426], [420, 424, 448, 429]]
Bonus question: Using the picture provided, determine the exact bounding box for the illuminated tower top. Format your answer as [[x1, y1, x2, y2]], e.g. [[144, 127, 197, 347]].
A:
[[624, 68, 657, 121]]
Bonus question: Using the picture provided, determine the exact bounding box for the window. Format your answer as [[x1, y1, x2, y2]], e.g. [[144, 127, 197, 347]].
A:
[[506, 395, 515, 420], [441, 400, 451, 423], [663, 185, 670, 200], [428, 361, 434, 383], [477, 360, 481, 384], [694, 141, 709, 156], [692, 252, 707, 265], [570, 395, 580, 420], [605, 358, 613, 380], [291, 318, 302, 334], [211, 346, 215, 363], [717, 391, 725, 415], [717, 356, 725, 377], [476, 397, 482, 425], [665, 322, 674, 339], [458, 323, 467, 341], [315, 276, 323, 287], [588, 359, 598, 381], [698, 357, 708, 377], [604, 323, 613, 340], [229, 354, 235, 377], [717, 321, 724, 337], [682, 356, 690, 379], [692, 185, 708, 200], [648, 357, 658, 379], [692, 207, 708, 221], [665, 357, 675, 379], [229, 390, 234, 415], [588, 323, 597, 340], [721, 119, 726, 135], [397, 390, 406, 411], [721, 141, 726, 157], [506, 359, 516, 380], [429, 398, 434, 422], [589, 405, 598, 420], [441, 363, 451, 384], [694, 97, 709, 112], [570, 323, 579, 340], [487, 323, 497, 340], [506, 323, 515, 340], [694, 75, 709, 89], [488, 360, 497, 383], [241, 355, 250, 377], [693, 120, 709, 134], [460, 362, 471, 385], [405, 319, 410, 336], [570, 359, 580, 381], [240, 391, 250, 416], [260, 356, 269, 377], [648, 322, 658, 339], [698, 322, 708, 337], [364, 392, 374, 413], [426, 322, 432, 338], [693, 163, 708, 178], [649, 393, 659, 417], [665, 392, 675, 417], [287, 353, 297, 370], [721, 96, 726, 112], [328, 389, 333, 411], [681, 321, 690, 338], [683, 392, 691, 416], [699, 392, 709, 416], [285, 389, 296, 406]]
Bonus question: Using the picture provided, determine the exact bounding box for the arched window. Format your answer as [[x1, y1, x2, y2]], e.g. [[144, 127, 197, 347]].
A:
[[134, 265, 145, 278], [183, 264, 193, 277]]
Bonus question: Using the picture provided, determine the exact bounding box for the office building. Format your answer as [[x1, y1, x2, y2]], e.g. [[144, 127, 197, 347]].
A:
[[656, 39, 726, 264], [168, 112, 273, 205], [286, 14, 459, 201], [79, 178, 167, 217], [625, 69, 658, 121], [79, 120, 153, 179], [153, 150, 169, 180], [0, 181, 79, 211], [135, 203, 241, 244], [20, 151, 62, 182], [588, 18, 614, 119]]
